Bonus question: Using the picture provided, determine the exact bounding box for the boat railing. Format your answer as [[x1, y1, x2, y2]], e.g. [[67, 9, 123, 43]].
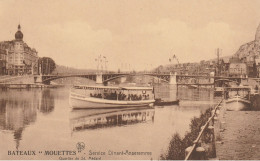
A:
[[89, 92, 152, 101]]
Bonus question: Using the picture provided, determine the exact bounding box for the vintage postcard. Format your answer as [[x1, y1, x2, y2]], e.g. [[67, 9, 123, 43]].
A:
[[0, 0, 260, 160]]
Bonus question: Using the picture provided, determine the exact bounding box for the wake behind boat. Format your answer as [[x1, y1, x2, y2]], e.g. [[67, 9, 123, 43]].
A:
[[69, 85, 155, 109]]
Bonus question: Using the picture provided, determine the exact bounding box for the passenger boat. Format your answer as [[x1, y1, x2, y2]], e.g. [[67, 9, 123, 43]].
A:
[[69, 85, 155, 109], [225, 95, 251, 111], [224, 86, 251, 111], [214, 79, 237, 96]]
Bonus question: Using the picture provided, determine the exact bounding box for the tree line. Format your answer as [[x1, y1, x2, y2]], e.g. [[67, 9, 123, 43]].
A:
[[38, 57, 56, 75]]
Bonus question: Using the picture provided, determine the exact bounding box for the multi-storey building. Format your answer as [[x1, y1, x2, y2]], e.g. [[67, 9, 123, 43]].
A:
[[229, 63, 247, 77], [0, 48, 7, 75], [0, 25, 38, 75]]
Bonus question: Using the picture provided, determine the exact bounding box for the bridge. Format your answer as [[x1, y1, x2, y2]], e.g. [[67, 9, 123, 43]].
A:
[[33, 72, 224, 85], [0, 72, 247, 86], [34, 72, 179, 85], [33, 72, 248, 85]]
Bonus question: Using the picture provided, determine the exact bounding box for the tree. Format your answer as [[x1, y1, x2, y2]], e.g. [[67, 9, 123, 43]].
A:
[[38, 57, 56, 75]]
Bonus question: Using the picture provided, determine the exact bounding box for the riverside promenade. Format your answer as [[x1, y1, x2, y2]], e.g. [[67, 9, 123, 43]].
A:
[[216, 108, 260, 159]]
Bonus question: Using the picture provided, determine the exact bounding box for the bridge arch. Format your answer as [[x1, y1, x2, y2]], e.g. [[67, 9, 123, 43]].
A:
[[102, 73, 170, 83], [41, 75, 97, 84]]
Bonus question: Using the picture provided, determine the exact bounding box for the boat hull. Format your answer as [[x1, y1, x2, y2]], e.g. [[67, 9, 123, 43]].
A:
[[69, 93, 155, 109], [225, 97, 251, 111]]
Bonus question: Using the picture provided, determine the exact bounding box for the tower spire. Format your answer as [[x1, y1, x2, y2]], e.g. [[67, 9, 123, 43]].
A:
[[255, 23, 260, 41]]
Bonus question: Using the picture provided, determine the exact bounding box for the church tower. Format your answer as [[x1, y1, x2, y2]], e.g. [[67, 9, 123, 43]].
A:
[[255, 23, 260, 41]]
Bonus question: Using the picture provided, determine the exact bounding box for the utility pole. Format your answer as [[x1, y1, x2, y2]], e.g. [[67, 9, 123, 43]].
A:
[[95, 55, 102, 73], [216, 48, 221, 76], [47, 58, 49, 75], [103, 56, 108, 73]]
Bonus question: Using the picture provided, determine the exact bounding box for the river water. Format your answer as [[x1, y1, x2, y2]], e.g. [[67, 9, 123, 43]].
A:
[[0, 85, 218, 160]]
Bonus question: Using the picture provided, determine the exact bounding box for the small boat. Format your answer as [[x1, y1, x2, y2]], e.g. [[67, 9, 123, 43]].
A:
[[225, 95, 251, 111], [154, 98, 179, 106], [69, 85, 155, 109]]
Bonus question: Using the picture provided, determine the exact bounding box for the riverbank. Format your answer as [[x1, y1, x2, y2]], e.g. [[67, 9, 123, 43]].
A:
[[216, 110, 260, 159], [0, 83, 63, 89]]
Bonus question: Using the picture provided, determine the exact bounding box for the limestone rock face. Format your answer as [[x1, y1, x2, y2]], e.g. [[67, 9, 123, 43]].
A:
[[235, 41, 260, 59], [235, 24, 260, 59]]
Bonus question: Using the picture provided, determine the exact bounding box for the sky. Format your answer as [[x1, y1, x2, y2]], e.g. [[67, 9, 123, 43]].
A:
[[0, 0, 260, 71]]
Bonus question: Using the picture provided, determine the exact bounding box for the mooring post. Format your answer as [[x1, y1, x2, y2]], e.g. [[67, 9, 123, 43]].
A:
[[194, 146, 206, 160], [208, 125, 216, 158], [220, 121, 226, 131], [216, 109, 220, 117], [185, 146, 194, 160]]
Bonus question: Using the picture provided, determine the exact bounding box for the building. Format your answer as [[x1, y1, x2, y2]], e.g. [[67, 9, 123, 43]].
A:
[[0, 25, 38, 75], [229, 63, 247, 77], [219, 58, 230, 77], [0, 47, 7, 75]]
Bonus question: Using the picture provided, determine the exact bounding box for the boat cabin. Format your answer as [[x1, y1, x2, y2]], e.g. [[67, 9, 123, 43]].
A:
[[224, 86, 251, 100], [72, 85, 155, 101]]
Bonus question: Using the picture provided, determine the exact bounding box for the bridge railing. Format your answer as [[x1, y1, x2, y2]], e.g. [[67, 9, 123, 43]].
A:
[[184, 99, 223, 160]]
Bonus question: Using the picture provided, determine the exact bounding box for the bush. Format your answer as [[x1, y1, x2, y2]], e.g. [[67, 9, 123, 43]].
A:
[[160, 107, 213, 160]]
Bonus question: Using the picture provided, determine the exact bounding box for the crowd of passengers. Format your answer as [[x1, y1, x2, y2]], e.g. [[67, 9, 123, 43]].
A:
[[90, 92, 150, 101]]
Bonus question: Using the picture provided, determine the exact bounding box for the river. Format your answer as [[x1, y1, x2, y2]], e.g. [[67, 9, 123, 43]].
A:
[[0, 85, 218, 160]]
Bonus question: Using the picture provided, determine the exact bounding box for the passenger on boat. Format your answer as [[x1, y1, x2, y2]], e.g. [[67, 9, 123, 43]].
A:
[[90, 92, 146, 101]]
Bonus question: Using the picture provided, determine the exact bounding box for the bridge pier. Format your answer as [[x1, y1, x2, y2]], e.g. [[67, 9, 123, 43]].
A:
[[169, 72, 177, 85], [120, 77, 126, 83], [210, 72, 215, 84], [96, 73, 103, 84], [34, 75, 43, 84]]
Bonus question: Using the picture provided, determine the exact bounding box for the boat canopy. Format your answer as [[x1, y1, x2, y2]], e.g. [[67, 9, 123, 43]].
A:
[[225, 86, 251, 91], [120, 87, 153, 91], [73, 85, 153, 91], [215, 79, 236, 82]]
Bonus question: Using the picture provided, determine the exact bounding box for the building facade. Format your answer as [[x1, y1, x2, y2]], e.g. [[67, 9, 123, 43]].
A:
[[229, 63, 247, 77], [0, 25, 38, 75], [0, 48, 7, 75]]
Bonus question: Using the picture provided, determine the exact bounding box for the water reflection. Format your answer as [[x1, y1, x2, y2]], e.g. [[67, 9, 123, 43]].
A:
[[177, 87, 214, 101], [39, 89, 55, 114], [0, 89, 55, 149], [70, 107, 155, 131], [0, 87, 219, 160], [154, 84, 214, 101], [154, 84, 177, 101]]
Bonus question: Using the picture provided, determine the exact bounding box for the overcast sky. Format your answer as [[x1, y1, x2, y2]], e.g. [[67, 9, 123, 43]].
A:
[[0, 0, 260, 71]]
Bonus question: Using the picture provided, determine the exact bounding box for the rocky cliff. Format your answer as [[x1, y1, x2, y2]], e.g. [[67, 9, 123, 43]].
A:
[[234, 24, 260, 60]]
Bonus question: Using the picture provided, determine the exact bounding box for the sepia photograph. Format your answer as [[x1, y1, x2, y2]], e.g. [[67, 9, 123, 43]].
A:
[[0, 0, 260, 160]]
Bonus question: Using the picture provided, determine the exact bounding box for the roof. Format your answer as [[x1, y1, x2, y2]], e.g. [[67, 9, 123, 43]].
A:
[[120, 86, 153, 90], [73, 85, 153, 90], [222, 58, 229, 64], [225, 86, 251, 90]]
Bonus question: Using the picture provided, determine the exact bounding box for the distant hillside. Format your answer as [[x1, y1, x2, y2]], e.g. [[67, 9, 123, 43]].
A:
[[53, 65, 97, 74]]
